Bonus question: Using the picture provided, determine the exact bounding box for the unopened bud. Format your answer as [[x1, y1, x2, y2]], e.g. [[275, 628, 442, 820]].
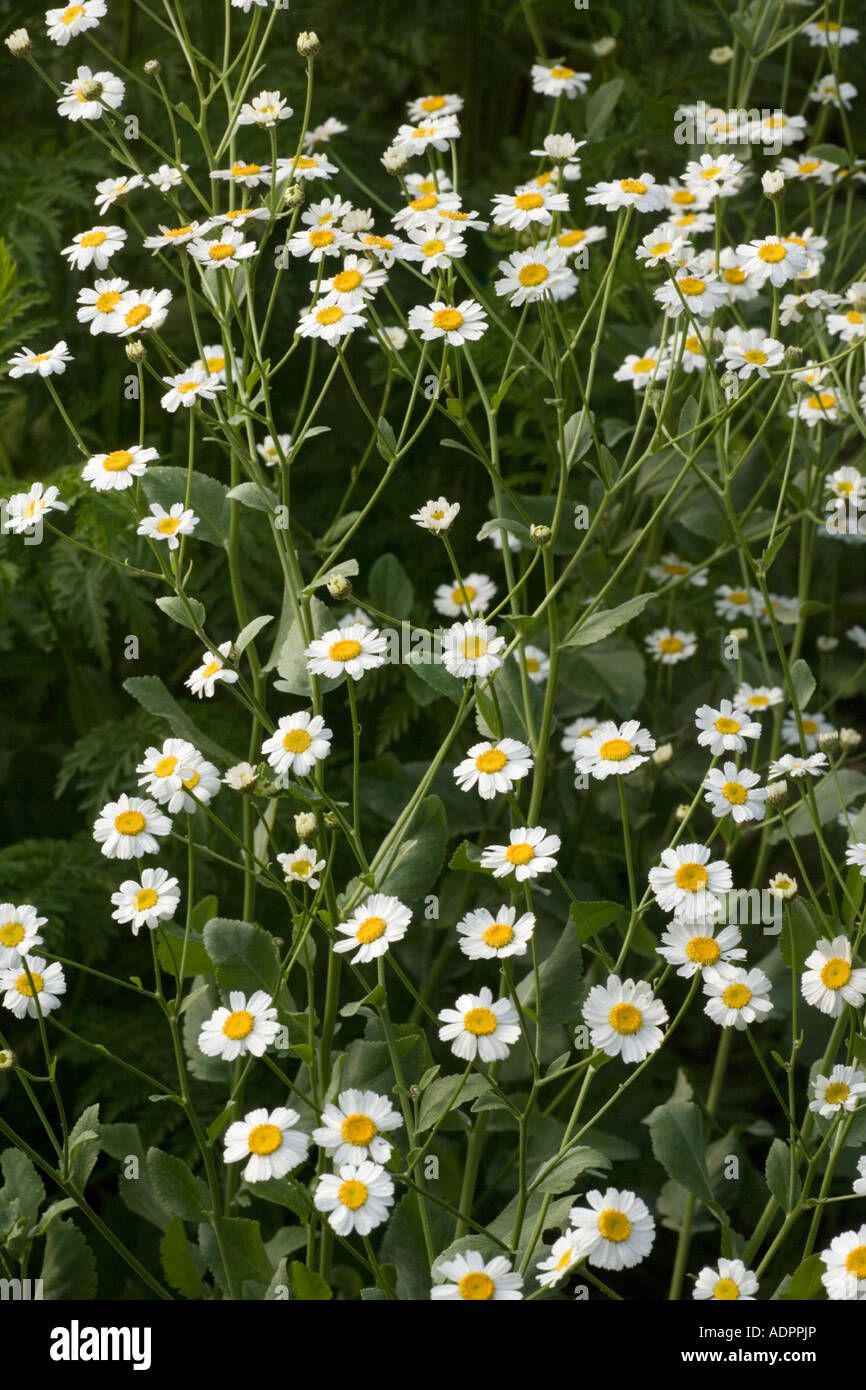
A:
[[4, 27, 31, 56], [766, 779, 788, 804], [381, 144, 408, 174], [258, 778, 284, 798], [819, 729, 839, 753], [283, 182, 304, 209], [326, 574, 353, 599], [530, 523, 552, 546], [840, 726, 862, 751], [729, 627, 748, 643], [709, 45, 734, 64], [762, 170, 785, 200], [125, 339, 147, 364], [409, 1083, 421, 1097], [144, 58, 161, 76], [652, 743, 673, 766], [816, 635, 838, 652], [297, 30, 320, 57], [294, 811, 318, 840], [785, 344, 804, 367], [592, 37, 616, 56], [674, 803, 690, 822], [342, 208, 374, 234], [323, 810, 339, 829], [0, 1048, 16, 1071]]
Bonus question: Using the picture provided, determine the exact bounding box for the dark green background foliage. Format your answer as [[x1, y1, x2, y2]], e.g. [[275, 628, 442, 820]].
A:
[[0, 0, 865, 1298]]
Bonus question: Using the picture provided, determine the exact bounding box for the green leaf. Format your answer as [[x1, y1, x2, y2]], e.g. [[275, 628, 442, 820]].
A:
[[585, 78, 624, 140], [647, 1101, 716, 1206], [477, 654, 544, 740], [290, 1261, 332, 1300], [417, 1073, 491, 1131], [226, 480, 279, 513], [773, 769, 866, 841], [66, 1103, 101, 1192], [369, 552, 413, 617], [142, 466, 228, 545], [40, 1218, 97, 1300], [375, 417, 397, 462], [123, 675, 236, 763], [203, 917, 281, 996], [779, 1252, 825, 1300], [562, 638, 645, 716], [765, 1138, 799, 1212], [198, 1216, 273, 1296], [99, 1123, 171, 1231], [147, 1148, 210, 1222], [806, 143, 848, 166], [157, 928, 214, 979], [302, 559, 359, 596], [475, 516, 532, 546], [448, 840, 490, 874], [380, 1193, 450, 1299], [678, 395, 700, 438], [155, 595, 206, 633], [376, 794, 447, 900], [569, 900, 626, 946], [562, 593, 657, 649], [182, 976, 227, 1083], [491, 366, 525, 411], [789, 657, 816, 709], [517, 919, 582, 1028], [160, 1215, 205, 1297], [406, 650, 464, 705], [561, 409, 595, 468], [251, 1179, 313, 1219], [234, 614, 274, 656], [533, 1145, 610, 1195], [0, 1149, 45, 1238], [761, 527, 790, 575]]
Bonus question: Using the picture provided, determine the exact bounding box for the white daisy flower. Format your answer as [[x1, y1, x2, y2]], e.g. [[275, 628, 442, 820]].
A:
[[316, 255, 388, 306], [683, 153, 744, 196], [827, 307, 866, 343], [0, 904, 47, 969], [714, 585, 754, 621], [93, 173, 143, 215], [750, 111, 807, 146], [255, 434, 292, 468], [613, 348, 670, 388], [137, 502, 199, 550], [702, 764, 767, 822], [146, 164, 188, 193], [7, 342, 73, 378], [297, 296, 366, 345], [453, 739, 532, 800], [432, 1251, 523, 1300], [76, 277, 130, 333], [733, 683, 783, 714], [635, 226, 694, 268], [223, 1106, 310, 1182], [408, 298, 487, 346], [397, 221, 467, 275], [724, 331, 784, 379], [313, 1161, 394, 1236], [481, 826, 560, 881], [261, 713, 332, 777], [211, 158, 272, 189], [333, 893, 411, 965], [810, 1065, 866, 1118], [827, 466, 865, 501], [81, 443, 158, 492], [198, 990, 281, 1061], [411, 496, 460, 532], [658, 917, 746, 978], [223, 762, 257, 790], [803, 20, 859, 47], [569, 1188, 655, 1270], [188, 228, 257, 271], [395, 115, 461, 157], [536, 1232, 584, 1288], [693, 1258, 758, 1300], [109, 866, 180, 935], [305, 624, 387, 681], [92, 793, 171, 860], [434, 572, 496, 618], [737, 235, 808, 286], [790, 389, 846, 426], [143, 221, 204, 251], [768, 872, 798, 900], [57, 65, 124, 121], [440, 619, 506, 680], [231, 0, 268, 10], [781, 708, 834, 751], [277, 152, 339, 182], [494, 245, 571, 306], [585, 174, 667, 214], [556, 224, 607, 257], [1, 957, 66, 1020], [561, 716, 599, 755], [574, 719, 655, 779], [303, 116, 348, 149], [438, 985, 520, 1063], [456, 904, 535, 961], [46, 1, 106, 45], [582, 975, 668, 1064], [237, 90, 293, 127], [3, 483, 68, 534], [312, 1090, 402, 1166], [768, 752, 828, 779], [649, 844, 733, 921], [277, 845, 326, 889], [801, 936, 866, 1017], [702, 964, 773, 1029], [646, 553, 708, 587], [406, 93, 463, 122], [490, 185, 569, 230], [645, 627, 697, 663], [654, 269, 728, 318], [160, 367, 226, 412], [695, 699, 761, 756], [62, 224, 126, 271], [820, 1226, 866, 1301], [809, 73, 858, 108], [205, 207, 270, 236], [289, 220, 351, 263], [137, 738, 220, 815], [854, 1157, 866, 1197], [185, 642, 238, 699], [112, 287, 173, 337], [518, 645, 551, 684], [531, 61, 589, 98]]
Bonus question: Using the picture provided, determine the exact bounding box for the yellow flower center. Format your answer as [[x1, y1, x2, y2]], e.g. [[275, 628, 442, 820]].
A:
[[715, 716, 741, 735], [550, 65, 575, 79], [231, 162, 261, 177], [283, 728, 313, 753], [413, 126, 436, 139], [807, 393, 837, 411], [432, 308, 464, 331], [440, 210, 468, 222], [608, 1002, 643, 1035], [482, 922, 515, 949], [341, 1113, 376, 1145], [525, 657, 540, 672], [309, 228, 335, 248], [659, 636, 684, 653], [505, 842, 534, 866], [671, 190, 697, 205], [825, 1082, 850, 1105], [176, 382, 199, 395], [713, 1278, 740, 1300], [651, 241, 672, 256], [15, 972, 44, 997], [80, 230, 107, 248], [452, 584, 476, 605], [114, 810, 146, 836], [462, 636, 488, 660], [420, 239, 446, 260], [620, 179, 648, 194], [801, 719, 817, 735], [153, 757, 178, 782], [355, 915, 387, 944], [102, 449, 134, 472], [316, 305, 344, 325], [295, 157, 318, 170], [0, 922, 24, 947], [182, 770, 200, 790], [134, 888, 159, 913], [678, 277, 706, 296], [290, 859, 312, 877], [63, 5, 86, 21], [338, 1179, 368, 1210], [333, 269, 362, 292], [534, 171, 553, 186], [125, 303, 151, 328], [201, 660, 221, 678], [599, 738, 632, 761], [247, 1123, 282, 1155], [799, 161, 820, 173], [205, 355, 225, 372], [363, 235, 393, 250], [476, 749, 507, 773], [463, 1006, 498, 1035], [328, 638, 363, 663], [700, 166, 723, 179], [747, 694, 768, 706], [663, 562, 688, 574], [598, 1209, 632, 1242], [743, 349, 767, 364], [518, 263, 549, 286], [458, 1271, 495, 1300], [559, 229, 586, 246], [95, 289, 121, 312], [845, 1246, 866, 1278], [723, 267, 747, 284], [632, 357, 657, 374], [165, 225, 194, 238], [847, 311, 863, 324], [686, 936, 721, 965], [820, 958, 851, 990], [514, 192, 544, 210], [410, 195, 438, 211], [223, 1009, 254, 1039], [722, 781, 748, 805], [420, 96, 446, 112], [674, 862, 708, 892], [208, 243, 235, 261], [722, 983, 752, 1009], [758, 243, 787, 263]]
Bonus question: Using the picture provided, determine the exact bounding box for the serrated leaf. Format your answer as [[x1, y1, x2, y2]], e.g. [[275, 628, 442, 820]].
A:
[[66, 1103, 100, 1192], [290, 1261, 332, 1300], [160, 1215, 205, 1297], [533, 1145, 610, 1194], [203, 918, 281, 995], [562, 593, 657, 649], [198, 1217, 273, 1295], [417, 1073, 491, 1131], [147, 1148, 210, 1222], [155, 594, 206, 633], [647, 1101, 716, 1206], [40, 1218, 97, 1300]]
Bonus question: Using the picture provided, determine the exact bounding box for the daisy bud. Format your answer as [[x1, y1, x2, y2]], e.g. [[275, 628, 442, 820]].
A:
[[646, 387, 664, 415], [768, 871, 797, 900], [144, 59, 161, 76], [816, 635, 838, 652], [283, 182, 304, 209], [323, 810, 339, 829], [819, 729, 839, 753], [294, 811, 318, 840], [125, 339, 147, 364], [0, 1048, 16, 1071], [592, 37, 616, 56], [409, 1083, 421, 1097], [341, 208, 374, 234], [297, 30, 320, 57], [765, 778, 788, 804], [652, 743, 673, 765], [709, 45, 734, 64], [785, 345, 804, 367], [381, 144, 408, 174], [326, 573, 353, 599], [674, 803, 690, 822], [530, 523, 552, 546], [762, 170, 785, 200], [4, 27, 30, 56], [840, 727, 862, 750], [729, 627, 749, 643]]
